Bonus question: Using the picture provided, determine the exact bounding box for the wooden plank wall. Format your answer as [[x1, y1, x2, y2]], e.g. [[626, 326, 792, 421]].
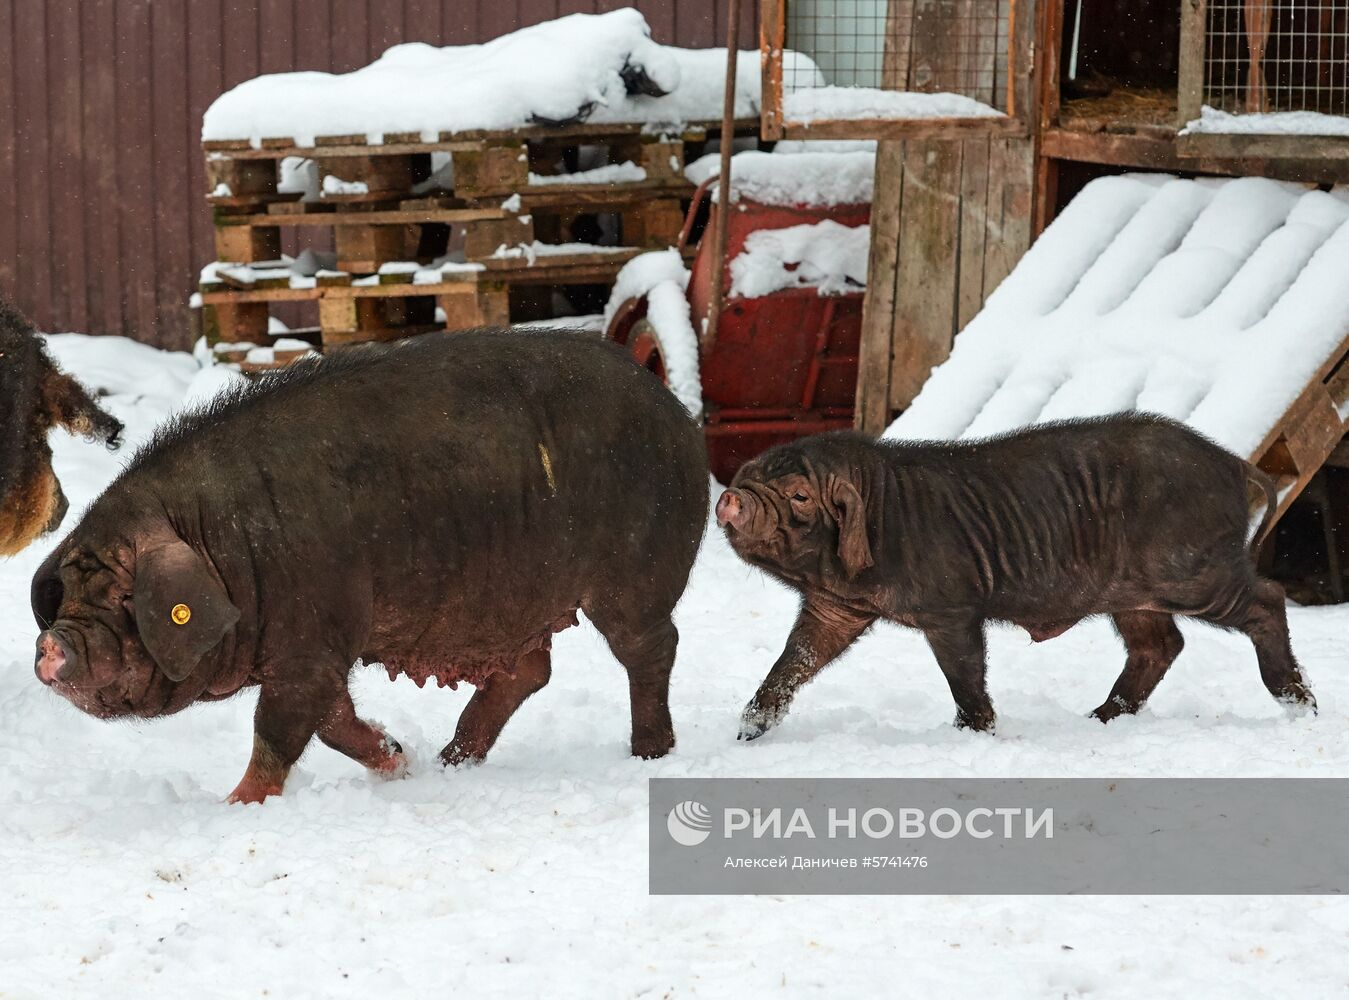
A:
[[855, 0, 1036, 432], [856, 136, 1033, 431], [0, 0, 756, 349]]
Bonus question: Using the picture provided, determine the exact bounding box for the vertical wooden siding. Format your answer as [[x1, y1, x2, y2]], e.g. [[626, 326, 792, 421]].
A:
[[0, 0, 756, 349]]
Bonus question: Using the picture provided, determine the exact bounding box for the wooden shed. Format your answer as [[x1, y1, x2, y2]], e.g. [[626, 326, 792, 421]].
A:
[[759, 0, 1349, 434], [760, 0, 1349, 598]]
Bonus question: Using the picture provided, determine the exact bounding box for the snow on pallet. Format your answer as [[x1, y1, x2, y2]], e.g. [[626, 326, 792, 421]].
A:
[[885, 174, 1349, 522], [199, 10, 806, 148]]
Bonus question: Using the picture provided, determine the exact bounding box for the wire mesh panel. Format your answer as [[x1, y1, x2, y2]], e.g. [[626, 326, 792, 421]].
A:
[[785, 0, 1011, 102], [761, 0, 1028, 139], [1203, 0, 1349, 114]]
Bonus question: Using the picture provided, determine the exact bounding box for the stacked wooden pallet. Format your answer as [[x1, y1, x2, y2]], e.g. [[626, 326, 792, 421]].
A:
[[198, 120, 754, 367]]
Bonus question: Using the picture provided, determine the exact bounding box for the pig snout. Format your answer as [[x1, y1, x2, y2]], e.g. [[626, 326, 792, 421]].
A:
[[35, 631, 72, 686], [716, 490, 748, 530]]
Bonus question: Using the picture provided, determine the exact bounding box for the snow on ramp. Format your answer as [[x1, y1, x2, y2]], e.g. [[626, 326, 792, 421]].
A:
[[885, 175, 1349, 458]]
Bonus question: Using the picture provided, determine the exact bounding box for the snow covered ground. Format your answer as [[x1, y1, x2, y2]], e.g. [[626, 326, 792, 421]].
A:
[[2, 335, 1348, 997]]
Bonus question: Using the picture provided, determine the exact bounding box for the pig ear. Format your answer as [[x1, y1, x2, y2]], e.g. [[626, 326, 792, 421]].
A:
[[828, 476, 874, 580], [133, 540, 239, 682]]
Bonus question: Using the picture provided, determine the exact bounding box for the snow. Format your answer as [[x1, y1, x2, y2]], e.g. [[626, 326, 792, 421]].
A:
[[730, 219, 870, 298], [377, 261, 422, 276], [5, 333, 1349, 995], [201, 255, 332, 291], [886, 175, 1349, 458], [412, 256, 488, 285], [685, 148, 875, 207], [321, 175, 369, 197], [784, 86, 1004, 124], [1184, 105, 1349, 138], [602, 249, 702, 416], [528, 161, 647, 186], [490, 241, 632, 265], [201, 10, 819, 145], [271, 337, 315, 353], [278, 156, 319, 199]]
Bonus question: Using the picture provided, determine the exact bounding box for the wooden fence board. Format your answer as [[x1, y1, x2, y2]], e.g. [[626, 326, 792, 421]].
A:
[[14, 0, 53, 326], [47, 0, 86, 333], [857, 140, 906, 433], [116, 0, 157, 341], [956, 136, 992, 331], [152, 0, 193, 338], [0, 0, 16, 298], [888, 140, 964, 410]]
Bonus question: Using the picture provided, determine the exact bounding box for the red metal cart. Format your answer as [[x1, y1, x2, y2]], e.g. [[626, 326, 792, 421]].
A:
[[605, 174, 869, 483]]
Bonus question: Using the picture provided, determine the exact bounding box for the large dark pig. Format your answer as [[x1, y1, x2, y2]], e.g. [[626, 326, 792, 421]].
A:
[[716, 416, 1315, 740], [1, 298, 122, 555], [32, 330, 707, 802]]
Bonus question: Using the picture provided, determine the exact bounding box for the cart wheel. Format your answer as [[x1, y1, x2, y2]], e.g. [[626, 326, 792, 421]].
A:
[[627, 318, 668, 384]]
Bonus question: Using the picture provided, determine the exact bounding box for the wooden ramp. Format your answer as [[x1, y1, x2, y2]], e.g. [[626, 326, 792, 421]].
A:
[[885, 175, 1349, 524]]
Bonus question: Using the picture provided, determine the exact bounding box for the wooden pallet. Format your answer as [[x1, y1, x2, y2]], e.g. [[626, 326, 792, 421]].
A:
[[197, 119, 753, 362], [199, 248, 662, 350], [204, 122, 752, 270]]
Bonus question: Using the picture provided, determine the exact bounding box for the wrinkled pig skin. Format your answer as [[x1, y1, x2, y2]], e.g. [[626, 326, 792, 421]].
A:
[[32, 330, 708, 803], [718, 415, 1314, 740], [1, 297, 122, 556]]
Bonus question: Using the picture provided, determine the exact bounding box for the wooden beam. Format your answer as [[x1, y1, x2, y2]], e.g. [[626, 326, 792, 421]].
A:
[[1177, 131, 1349, 161], [780, 116, 1029, 142], [202, 120, 758, 160], [1041, 127, 1349, 183], [220, 206, 509, 228]]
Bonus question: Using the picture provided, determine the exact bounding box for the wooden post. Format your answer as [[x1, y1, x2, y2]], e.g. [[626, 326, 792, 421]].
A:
[[1178, 0, 1208, 126], [214, 225, 281, 263], [438, 285, 510, 330], [462, 215, 535, 260], [760, 0, 785, 139], [882, 0, 916, 90], [451, 144, 529, 197], [704, 0, 742, 350], [1033, 0, 1063, 236]]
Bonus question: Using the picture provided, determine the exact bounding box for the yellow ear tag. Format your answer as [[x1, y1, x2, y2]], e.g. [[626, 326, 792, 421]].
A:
[[171, 604, 192, 626]]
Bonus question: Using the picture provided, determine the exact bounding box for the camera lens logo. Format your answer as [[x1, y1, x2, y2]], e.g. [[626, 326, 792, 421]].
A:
[[667, 800, 713, 846]]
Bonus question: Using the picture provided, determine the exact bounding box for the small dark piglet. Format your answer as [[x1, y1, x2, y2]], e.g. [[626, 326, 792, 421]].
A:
[[33, 330, 707, 802], [1, 297, 122, 556], [717, 416, 1315, 740]]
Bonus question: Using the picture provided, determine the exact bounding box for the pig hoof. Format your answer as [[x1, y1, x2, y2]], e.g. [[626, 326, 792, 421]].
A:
[[439, 744, 485, 769], [1279, 690, 1318, 718], [373, 750, 409, 780], [226, 781, 284, 805], [955, 712, 996, 734], [631, 735, 674, 760], [737, 705, 779, 742], [1090, 696, 1131, 724]]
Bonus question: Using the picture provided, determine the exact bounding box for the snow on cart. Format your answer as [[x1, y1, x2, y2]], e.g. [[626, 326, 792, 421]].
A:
[[604, 145, 874, 483]]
